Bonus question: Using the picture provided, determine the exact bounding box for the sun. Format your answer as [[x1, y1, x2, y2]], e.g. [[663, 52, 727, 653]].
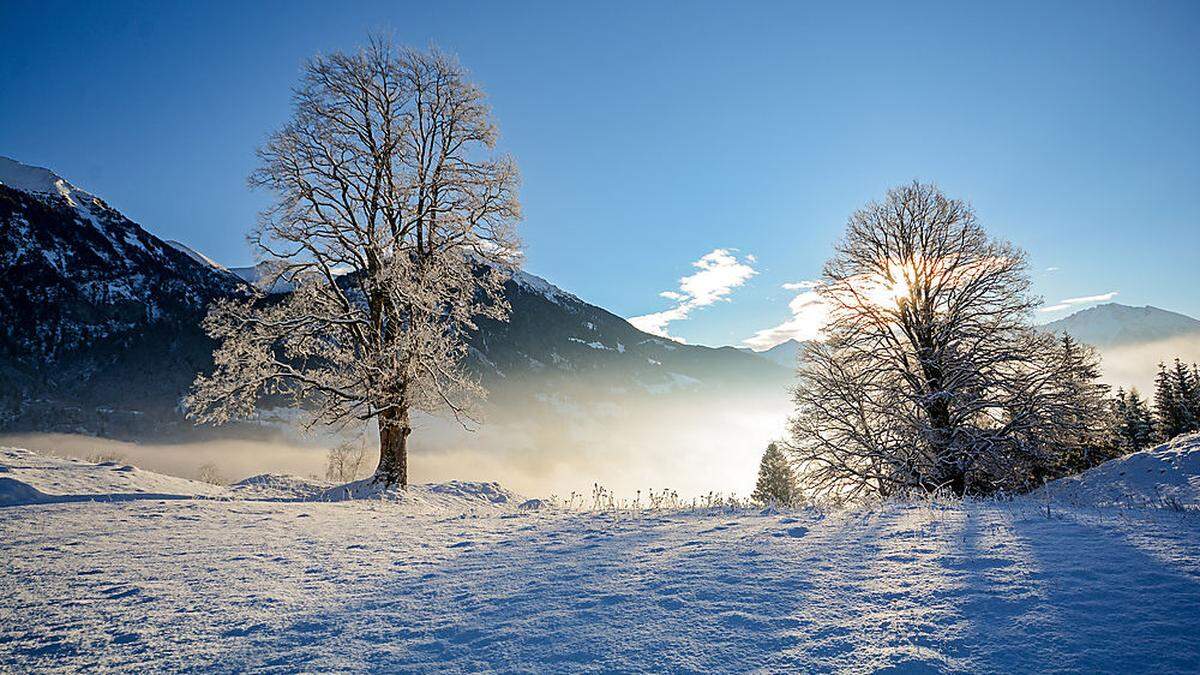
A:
[[861, 260, 915, 308]]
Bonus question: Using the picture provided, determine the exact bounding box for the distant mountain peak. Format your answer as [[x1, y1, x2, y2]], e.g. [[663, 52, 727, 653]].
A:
[[1043, 303, 1200, 348]]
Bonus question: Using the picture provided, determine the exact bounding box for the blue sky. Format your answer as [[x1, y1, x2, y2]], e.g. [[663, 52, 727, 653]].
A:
[[2, 1, 1197, 347]]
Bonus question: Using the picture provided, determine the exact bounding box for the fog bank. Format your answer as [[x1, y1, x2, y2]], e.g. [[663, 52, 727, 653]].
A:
[[0, 393, 790, 499]]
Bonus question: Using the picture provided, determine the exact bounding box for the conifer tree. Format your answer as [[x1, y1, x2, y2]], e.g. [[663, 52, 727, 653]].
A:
[[1039, 333, 1119, 477], [752, 443, 799, 507], [1155, 359, 1200, 441], [1154, 363, 1178, 440], [1174, 359, 1200, 430], [1117, 388, 1156, 452]]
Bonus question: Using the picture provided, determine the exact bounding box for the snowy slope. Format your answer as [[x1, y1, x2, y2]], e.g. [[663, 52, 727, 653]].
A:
[[4, 444, 1200, 670], [746, 338, 806, 368], [0, 156, 99, 206], [164, 239, 227, 270], [1040, 433, 1200, 508]]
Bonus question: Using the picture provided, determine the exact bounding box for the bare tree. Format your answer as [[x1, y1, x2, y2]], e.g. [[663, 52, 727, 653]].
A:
[[788, 182, 1111, 500], [196, 462, 227, 486], [325, 438, 368, 483], [187, 39, 521, 486]]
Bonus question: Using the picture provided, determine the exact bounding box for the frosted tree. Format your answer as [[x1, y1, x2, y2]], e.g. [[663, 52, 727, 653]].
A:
[[751, 442, 799, 507], [1117, 388, 1156, 452], [187, 39, 521, 486], [787, 182, 1111, 499]]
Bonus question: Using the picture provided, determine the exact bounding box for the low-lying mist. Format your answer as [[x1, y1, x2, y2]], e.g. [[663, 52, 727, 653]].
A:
[[13, 335, 1182, 500], [1098, 336, 1200, 394], [0, 391, 791, 500]]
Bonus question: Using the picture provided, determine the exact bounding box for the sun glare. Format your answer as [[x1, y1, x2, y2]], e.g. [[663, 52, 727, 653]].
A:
[[861, 260, 916, 308]]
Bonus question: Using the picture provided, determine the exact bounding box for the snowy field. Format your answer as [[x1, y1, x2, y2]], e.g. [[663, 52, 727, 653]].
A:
[[3, 444, 1200, 673]]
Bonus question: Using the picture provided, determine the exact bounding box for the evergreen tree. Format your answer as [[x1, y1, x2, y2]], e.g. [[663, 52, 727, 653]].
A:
[[752, 443, 800, 507], [1155, 359, 1200, 441], [1154, 362, 1180, 441], [1118, 388, 1157, 452], [1177, 360, 1200, 430], [1040, 334, 1119, 477]]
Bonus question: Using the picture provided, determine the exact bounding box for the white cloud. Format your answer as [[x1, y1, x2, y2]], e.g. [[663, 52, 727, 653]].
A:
[[1038, 291, 1118, 313], [1061, 291, 1118, 304], [1045, 266, 1061, 272], [742, 280, 831, 350], [781, 280, 821, 291], [629, 248, 757, 340]]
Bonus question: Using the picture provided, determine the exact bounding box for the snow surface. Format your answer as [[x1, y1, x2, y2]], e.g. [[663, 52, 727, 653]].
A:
[[3, 446, 1200, 671], [228, 263, 298, 294], [1037, 433, 1200, 508]]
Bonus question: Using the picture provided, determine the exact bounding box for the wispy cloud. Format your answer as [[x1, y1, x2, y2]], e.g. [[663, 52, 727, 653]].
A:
[[742, 280, 830, 350], [1038, 291, 1118, 313], [1039, 303, 1073, 313], [1045, 266, 1060, 272], [629, 248, 757, 341], [781, 280, 821, 291]]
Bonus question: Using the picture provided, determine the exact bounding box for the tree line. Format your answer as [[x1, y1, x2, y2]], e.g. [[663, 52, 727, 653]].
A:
[[1115, 359, 1200, 452]]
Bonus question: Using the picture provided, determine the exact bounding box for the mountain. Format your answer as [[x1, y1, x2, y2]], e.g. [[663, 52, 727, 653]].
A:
[[743, 339, 805, 369], [0, 156, 256, 436], [1042, 303, 1200, 348], [0, 156, 790, 440], [0, 157, 247, 361]]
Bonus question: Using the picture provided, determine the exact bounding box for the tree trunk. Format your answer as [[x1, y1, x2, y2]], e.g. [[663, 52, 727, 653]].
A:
[[376, 409, 411, 487]]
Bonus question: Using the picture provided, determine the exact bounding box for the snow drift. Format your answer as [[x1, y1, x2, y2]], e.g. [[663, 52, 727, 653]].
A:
[[1040, 433, 1200, 508], [0, 447, 522, 512]]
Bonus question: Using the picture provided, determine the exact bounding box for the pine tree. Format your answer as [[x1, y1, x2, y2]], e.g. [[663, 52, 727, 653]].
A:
[[1114, 388, 1132, 451], [1179, 361, 1200, 431], [752, 443, 799, 507], [1042, 334, 1119, 477], [1153, 359, 1200, 441], [1118, 388, 1157, 452], [1174, 359, 1198, 435], [1154, 362, 1180, 441]]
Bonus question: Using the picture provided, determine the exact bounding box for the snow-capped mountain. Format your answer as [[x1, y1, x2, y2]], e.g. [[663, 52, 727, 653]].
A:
[[0, 157, 789, 440], [1042, 303, 1200, 348], [0, 156, 247, 362]]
